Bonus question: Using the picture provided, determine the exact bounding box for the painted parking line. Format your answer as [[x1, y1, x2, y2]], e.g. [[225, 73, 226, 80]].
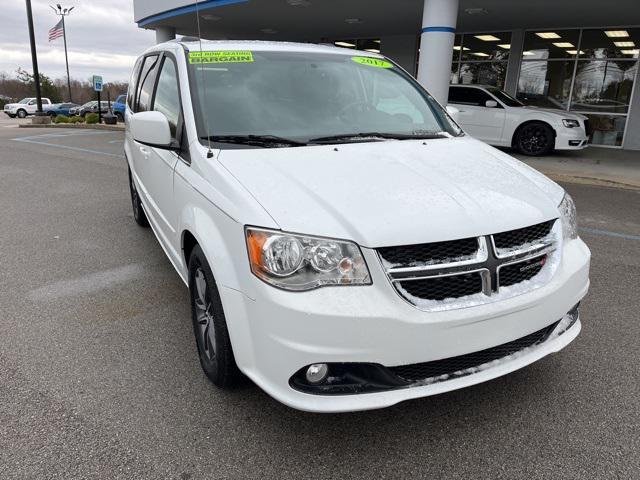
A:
[[579, 227, 640, 242], [28, 263, 145, 302], [12, 131, 124, 159]]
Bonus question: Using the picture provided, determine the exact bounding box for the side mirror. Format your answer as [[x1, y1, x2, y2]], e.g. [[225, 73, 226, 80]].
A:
[[130, 111, 176, 150], [485, 100, 498, 108], [445, 105, 460, 120]]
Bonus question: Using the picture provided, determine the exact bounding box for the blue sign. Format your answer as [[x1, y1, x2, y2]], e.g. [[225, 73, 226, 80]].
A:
[[93, 75, 103, 92]]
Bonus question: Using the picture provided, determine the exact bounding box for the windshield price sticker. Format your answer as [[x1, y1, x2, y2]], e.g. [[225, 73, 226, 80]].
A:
[[189, 51, 254, 64], [351, 56, 393, 68]]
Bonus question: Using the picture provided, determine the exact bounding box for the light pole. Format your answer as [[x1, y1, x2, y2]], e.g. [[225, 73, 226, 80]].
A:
[[51, 4, 74, 102], [25, 0, 43, 114]]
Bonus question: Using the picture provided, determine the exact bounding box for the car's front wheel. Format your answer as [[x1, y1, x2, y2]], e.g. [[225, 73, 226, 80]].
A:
[[128, 167, 149, 227], [515, 121, 555, 156], [189, 245, 239, 387], [16, 109, 27, 119]]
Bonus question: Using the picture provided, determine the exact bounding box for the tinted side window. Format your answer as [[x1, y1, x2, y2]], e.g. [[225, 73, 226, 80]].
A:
[[127, 57, 143, 110], [152, 56, 181, 138], [448, 87, 492, 106], [136, 54, 160, 112]]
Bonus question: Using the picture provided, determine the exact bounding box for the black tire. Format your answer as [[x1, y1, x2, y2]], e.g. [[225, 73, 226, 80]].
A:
[[17, 109, 27, 119], [515, 121, 555, 156], [189, 244, 239, 387], [128, 167, 149, 227]]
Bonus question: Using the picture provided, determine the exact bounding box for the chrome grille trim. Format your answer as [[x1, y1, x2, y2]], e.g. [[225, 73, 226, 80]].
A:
[[377, 220, 559, 310]]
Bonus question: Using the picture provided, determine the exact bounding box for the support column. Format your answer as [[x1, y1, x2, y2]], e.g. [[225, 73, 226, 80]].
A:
[[622, 65, 640, 150], [417, 0, 459, 104], [381, 35, 419, 77], [504, 30, 524, 96], [155, 26, 176, 44]]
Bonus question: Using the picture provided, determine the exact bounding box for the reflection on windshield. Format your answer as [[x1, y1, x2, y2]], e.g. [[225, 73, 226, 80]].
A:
[[189, 50, 461, 146]]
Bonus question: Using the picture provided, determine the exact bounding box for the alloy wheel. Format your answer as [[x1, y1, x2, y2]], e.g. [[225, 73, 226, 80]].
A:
[[194, 268, 217, 361], [519, 124, 550, 155]]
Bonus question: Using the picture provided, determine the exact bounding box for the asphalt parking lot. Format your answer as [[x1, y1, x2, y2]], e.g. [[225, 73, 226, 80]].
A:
[[0, 117, 639, 479]]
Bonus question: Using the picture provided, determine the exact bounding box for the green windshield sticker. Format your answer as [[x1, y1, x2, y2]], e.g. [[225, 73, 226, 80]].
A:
[[189, 51, 254, 64], [351, 56, 393, 68]]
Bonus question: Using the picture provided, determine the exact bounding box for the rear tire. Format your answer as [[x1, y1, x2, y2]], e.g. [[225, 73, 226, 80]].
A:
[[188, 245, 240, 387], [17, 109, 27, 119], [515, 122, 555, 156], [128, 167, 149, 227]]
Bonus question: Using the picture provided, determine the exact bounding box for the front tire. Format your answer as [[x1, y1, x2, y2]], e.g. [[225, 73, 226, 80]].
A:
[[17, 109, 27, 119], [189, 245, 239, 387], [515, 122, 555, 156], [128, 167, 149, 227]]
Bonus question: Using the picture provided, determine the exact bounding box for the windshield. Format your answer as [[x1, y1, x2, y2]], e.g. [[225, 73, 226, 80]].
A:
[[18, 98, 31, 104], [188, 50, 461, 146], [486, 87, 525, 107]]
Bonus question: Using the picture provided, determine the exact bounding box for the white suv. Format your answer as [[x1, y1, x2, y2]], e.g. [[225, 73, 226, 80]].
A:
[[124, 40, 590, 412], [3, 97, 52, 118], [448, 85, 589, 156]]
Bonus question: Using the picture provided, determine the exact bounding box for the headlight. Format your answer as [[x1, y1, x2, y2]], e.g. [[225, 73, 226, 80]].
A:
[[562, 119, 580, 128], [246, 227, 371, 291], [558, 193, 577, 240]]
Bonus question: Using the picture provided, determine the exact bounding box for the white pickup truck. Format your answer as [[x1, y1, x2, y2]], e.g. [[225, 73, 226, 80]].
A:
[[3, 97, 53, 118]]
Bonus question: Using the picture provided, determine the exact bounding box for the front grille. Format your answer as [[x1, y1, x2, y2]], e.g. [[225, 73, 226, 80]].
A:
[[378, 237, 478, 267], [388, 321, 559, 381], [493, 220, 554, 250], [379, 220, 557, 309], [399, 272, 483, 301], [499, 255, 547, 287]]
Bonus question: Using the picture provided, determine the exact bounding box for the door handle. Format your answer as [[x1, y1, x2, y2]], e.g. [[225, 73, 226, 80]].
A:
[[139, 146, 150, 157]]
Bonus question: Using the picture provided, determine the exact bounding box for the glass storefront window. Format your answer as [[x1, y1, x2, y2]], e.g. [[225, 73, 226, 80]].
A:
[[517, 61, 574, 109], [522, 30, 581, 60], [460, 32, 512, 61], [579, 28, 640, 59], [584, 114, 627, 146], [459, 62, 507, 88], [571, 60, 637, 113]]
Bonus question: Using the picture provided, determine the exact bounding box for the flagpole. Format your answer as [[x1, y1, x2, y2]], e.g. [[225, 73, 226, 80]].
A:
[[51, 4, 74, 103], [61, 14, 72, 102]]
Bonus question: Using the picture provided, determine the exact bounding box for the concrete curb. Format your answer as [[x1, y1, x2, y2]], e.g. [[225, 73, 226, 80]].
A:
[[18, 123, 124, 131], [544, 173, 640, 192]]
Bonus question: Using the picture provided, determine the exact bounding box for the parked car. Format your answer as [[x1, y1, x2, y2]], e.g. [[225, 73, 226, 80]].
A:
[[3, 97, 53, 118], [47, 102, 80, 117], [125, 41, 590, 413], [113, 94, 126, 122], [68, 101, 113, 117], [447, 85, 589, 156]]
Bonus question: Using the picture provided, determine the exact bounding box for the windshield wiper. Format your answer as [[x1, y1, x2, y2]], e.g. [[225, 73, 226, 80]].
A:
[[202, 134, 307, 148], [307, 132, 449, 144]]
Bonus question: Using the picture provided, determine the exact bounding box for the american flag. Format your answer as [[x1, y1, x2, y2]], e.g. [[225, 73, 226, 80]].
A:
[[48, 19, 64, 42]]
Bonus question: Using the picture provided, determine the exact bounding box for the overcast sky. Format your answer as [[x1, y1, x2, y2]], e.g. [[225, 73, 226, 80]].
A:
[[0, 0, 155, 83]]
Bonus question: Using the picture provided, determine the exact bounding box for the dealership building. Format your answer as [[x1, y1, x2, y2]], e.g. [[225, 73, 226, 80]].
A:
[[133, 0, 640, 150]]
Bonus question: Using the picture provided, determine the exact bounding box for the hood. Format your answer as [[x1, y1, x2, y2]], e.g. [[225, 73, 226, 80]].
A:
[[521, 106, 588, 121], [218, 136, 563, 248]]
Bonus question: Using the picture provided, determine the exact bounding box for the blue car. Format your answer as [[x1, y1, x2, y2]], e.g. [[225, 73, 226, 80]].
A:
[[47, 102, 79, 117], [113, 94, 126, 122]]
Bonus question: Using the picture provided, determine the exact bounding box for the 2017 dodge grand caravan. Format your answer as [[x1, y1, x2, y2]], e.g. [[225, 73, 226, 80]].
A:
[[124, 40, 590, 412]]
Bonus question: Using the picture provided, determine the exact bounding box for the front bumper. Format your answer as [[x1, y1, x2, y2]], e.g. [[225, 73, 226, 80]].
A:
[[221, 238, 590, 412], [555, 127, 589, 150]]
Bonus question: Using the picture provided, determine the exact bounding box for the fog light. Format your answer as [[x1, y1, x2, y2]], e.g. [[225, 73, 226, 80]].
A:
[[305, 363, 329, 384]]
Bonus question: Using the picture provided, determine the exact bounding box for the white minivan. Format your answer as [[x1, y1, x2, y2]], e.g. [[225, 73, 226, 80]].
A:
[[124, 40, 590, 413]]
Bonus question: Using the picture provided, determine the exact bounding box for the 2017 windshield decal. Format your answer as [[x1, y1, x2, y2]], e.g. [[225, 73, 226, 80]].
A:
[[189, 51, 254, 64], [351, 56, 393, 68]]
